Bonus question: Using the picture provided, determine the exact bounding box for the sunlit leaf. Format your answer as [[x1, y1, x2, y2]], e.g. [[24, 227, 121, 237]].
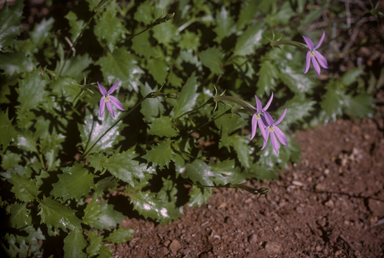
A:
[[213, 6, 235, 42], [0, 0, 24, 50], [143, 139, 173, 167], [147, 58, 168, 85], [82, 199, 125, 230], [30, 18, 54, 48], [63, 229, 87, 258], [148, 116, 178, 137], [172, 72, 199, 118], [198, 46, 223, 75], [233, 22, 263, 56], [105, 227, 135, 244], [8, 203, 32, 229], [17, 70, 48, 113], [65, 11, 85, 42]]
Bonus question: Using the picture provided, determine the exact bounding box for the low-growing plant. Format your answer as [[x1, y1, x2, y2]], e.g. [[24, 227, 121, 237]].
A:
[[0, 0, 377, 256]]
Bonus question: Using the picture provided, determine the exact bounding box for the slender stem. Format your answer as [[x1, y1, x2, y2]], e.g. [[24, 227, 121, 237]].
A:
[[191, 108, 232, 132], [79, 92, 153, 160], [174, 98, 215, 120]]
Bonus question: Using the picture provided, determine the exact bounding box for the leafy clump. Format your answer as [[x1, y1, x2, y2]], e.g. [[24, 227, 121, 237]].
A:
[[0, 0, 377, 257]]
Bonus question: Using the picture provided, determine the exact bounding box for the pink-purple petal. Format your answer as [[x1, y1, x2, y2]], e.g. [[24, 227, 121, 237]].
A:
[[264, 112, 274, 126], [261, 129, 269, 150], [250, 114, 257, 140], [106, 101, 115, 117], [258, 119, 267, 140], [314, 30, 325, 50], [108, 79, 120, 94], [273, 126, 287, 145], [304, 52, 311, 74], [263, 92, 273, 111], [302, 35, 314, 50], [314, 50, 328, 69], [99, 97, 105, 116], [255, 96, 262, 112], [274, 107, 287, 126], [270, 132, 279, 154], [109, 95, 125, 111], [311, 56, 321, 76], [98, 82, 107, 95]]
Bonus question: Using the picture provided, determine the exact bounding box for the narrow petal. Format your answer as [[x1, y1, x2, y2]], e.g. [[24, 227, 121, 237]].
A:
[[311, 56, 321, 76], [109, 95, 125, 111], [261, 129, 269, 150], [313, 50, 328, 69], [304, 52, 311, 74], [107, 79, 120, 94], [273, 126, 287, 145], [270, 132, 280, 154], [302, 35, 314, 50], [106, 101, 115, 117], [99, 97, 105, 116], [98, 82, 107, 95], [314, 30, 325, 50], [250, 115, 258, 140], [274, 107, 287, 126], [258, 119, 267, 140], [264, 112, 274, 126], [263, 92, 273, 111], [255, 96, 262, 113]]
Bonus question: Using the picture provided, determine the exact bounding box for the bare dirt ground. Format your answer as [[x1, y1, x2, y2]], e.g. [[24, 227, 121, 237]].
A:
[[112, 91, 384, 258]]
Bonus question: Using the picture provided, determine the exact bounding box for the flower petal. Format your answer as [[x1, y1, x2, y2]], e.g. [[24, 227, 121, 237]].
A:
[[261, 129, 269, 150], [314, 30, 325, 50], [98, 82, 107, 96], [258, 118, 267, 140], [263, 92, 273, 111], [250, 114, 257, 140], [311, 56, 321, 76], [107, 79, 120, 94], [109, 95, 125, 111], [273, 126, 287, 145], [304, 52, 311, 74], [314, 50, 328, 69], [255, 95, 262, 113], [270, 132, 279, 154], [99, 97, 105, 116], [106, 101, 115, 117], [274, 107, 287, 126], [302, 35, 314, 50], [264, 112, 274, 126]]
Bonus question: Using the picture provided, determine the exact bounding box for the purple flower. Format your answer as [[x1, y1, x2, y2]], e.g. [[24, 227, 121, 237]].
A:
[[98, 80, 125, 118], [303, 30, 328, 76], [250, 92, 273, 141], [261, 108, 287, 154]]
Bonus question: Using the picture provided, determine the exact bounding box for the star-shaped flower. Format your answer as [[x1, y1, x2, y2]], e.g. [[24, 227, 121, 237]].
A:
[[250, 92, 273, 141], [261, 108, 287, 154], [98, 80, 125, 118], [303, 30, 328, 76]]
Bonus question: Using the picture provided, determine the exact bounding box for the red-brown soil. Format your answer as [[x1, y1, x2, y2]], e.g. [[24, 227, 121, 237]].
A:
[[113, 92, 384, 257]]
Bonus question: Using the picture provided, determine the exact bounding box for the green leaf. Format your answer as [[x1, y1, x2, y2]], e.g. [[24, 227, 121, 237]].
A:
[[8, 203, 32, 229], [83, 199, 125, 230], [210, 159, 243, 185], [131, 30, 161, 59], [172, 72, 199, 118], [256, 60, 278, 96], [278, 64, 316, 93], [94, 1, 127, 52], [152, 21, 178, 45], [105, 227, 135, 244], [0, 0, 24, 50], [95, 47, 144, 91], [282, 95, 315, 125], [16, 130, 37, 153], [143, 139, 173, 167], [182, 160, 213, 186], [198, 46, 223, 75], [98, 245, 114, 258], [0, 109, 16, 151], [40, 133, 65, 171], [265, 2, 295, 26], [86, 230, 103, 257], [63, 229, 87, 258], [103, 148, 147, 187], [237, 0, 259, 30], [148, 116, 178, 137], [230, 134, 251, 169], [17, 70, 48, 113], [140, 82, 165, 121], [50, 163, 95, 202], [65, 11, 85, 42], [147, 58, 168, 85], [320, 83, 346, 121], [0, 51, 34, 76], [94, 176, 119, 196], [340, 67, 364, 86], [30, 18, 54, 48], [10, 174, 40, 202], [233, 22, 263, 56], [178, 30, 201, 51], [188, 186, 211, 207], [134, 1, 154, 25], [78, 107, 126, 155], [1, 151, 22, 170], [56, 54, 93, 82], [213, 6, 235, 42], [50, 77, 82, 102], [343, 94, 375, 118], [38, 196, 82, 231]]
